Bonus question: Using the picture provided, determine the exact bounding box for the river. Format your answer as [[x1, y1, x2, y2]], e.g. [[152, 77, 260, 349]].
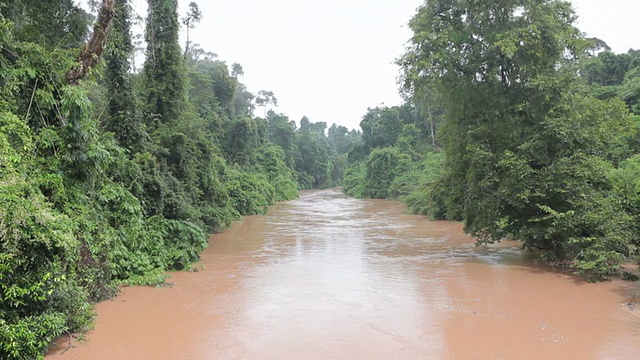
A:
[[47, 189, 640, 359]]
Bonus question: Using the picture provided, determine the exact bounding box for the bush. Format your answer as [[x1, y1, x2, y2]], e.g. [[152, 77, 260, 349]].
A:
[[0, 312, 67, 360], [609, 154, 640, 247], [342, 162, 365, 198], [225, 170, 275, 215], [362, 147, 411, 199], [0, 176, 91, 359]]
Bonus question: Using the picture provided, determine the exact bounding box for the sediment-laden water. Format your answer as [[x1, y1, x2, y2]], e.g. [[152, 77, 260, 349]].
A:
[[47, 189, 640, 359]]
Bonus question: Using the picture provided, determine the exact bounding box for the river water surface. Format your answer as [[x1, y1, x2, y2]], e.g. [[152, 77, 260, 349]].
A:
[[48, 189, 640, 359]]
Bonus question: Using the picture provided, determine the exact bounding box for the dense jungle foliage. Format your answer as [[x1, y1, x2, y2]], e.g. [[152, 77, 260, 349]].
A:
[[343, 0, 640, 282], [0, 1, 355, 358]]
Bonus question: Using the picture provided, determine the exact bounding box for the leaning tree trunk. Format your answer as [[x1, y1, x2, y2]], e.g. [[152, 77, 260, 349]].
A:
[[67, 0, 116, 85]]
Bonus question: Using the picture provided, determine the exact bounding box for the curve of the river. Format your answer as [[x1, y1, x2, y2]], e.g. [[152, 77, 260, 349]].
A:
[[47, 189, 640, 359]]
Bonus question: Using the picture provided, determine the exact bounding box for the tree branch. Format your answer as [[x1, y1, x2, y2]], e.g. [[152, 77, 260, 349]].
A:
[[1, 47, 18, 64], [66, 0, 116, 85]]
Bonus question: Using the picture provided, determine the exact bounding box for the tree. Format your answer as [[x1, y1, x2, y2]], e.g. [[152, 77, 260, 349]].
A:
[[291, 117, 341, 189], [398, 0, 637, 279], [340, 101, 442, 208], [222, 117, 264, 165], [585, 37, 611, 56], [142, 0, 186, 129], [67, 0, 117, 84], [3, 0, 92, 49], [231, 62, 244, 79], [360, 106, 402, 150], [267, 111, 296, 166], [184, 42, 217, 61], [582, 51, 634, 87], [104, 0, 145, 152], [255, 90, 278, 117], [233, 83, 255, 117], [620, 66, 640, 115], [327, 124, 350, 153], [182, 1, 202, 58], [187, 58, 237, 120], [406, 89, 443, 147], [362, 147, 412, 199]]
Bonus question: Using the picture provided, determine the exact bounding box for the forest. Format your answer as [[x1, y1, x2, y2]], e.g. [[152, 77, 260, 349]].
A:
[[1, 0, 639, 358], [0, 0, 357, 358], [343, 0, 640, 282]]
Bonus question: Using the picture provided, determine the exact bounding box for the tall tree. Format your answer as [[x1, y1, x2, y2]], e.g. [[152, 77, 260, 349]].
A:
[[104, 0, 145, 152], [327, 124, 351, 153], [267, 111, 296, 162], [399, 0, 636, 278], [231, 62, 244, 79], [360, 106, 402, 150], [142, 0, 186, 129], [582, 51, 635, 87], [182, 1, 202, 58], [233, 83, 255, 117], [255, 90, 278, 117]]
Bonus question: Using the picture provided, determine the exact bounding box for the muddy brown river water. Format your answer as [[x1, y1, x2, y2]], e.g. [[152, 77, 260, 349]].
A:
[[47, 189, 640, 359]]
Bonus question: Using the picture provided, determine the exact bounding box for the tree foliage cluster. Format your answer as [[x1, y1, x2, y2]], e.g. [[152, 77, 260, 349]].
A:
[[358, 0, 640, 282], [342, 104, 446, 217], [0, 1, 352, 358]]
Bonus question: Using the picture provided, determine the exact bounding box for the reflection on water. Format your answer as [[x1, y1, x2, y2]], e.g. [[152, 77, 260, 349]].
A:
[[48, 189, 640, 360]]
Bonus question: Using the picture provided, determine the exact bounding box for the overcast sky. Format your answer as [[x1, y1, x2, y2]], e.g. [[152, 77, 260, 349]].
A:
[[128, 0, 639, 130]]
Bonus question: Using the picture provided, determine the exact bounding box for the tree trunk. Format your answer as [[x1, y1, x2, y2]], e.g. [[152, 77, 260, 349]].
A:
[[183, 24, 190, 59], [427, 103, 436, 146], [67, 0, 116, 85]]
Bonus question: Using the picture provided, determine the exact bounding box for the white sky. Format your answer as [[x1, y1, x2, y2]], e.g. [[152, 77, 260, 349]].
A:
[[127, 0, 639, 130]]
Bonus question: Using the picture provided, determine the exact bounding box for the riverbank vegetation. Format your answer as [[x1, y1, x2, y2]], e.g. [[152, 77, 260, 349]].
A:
[[0, 1, 354, 358], [344, 0, 639, 282], [3, 0, 639, 358]]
